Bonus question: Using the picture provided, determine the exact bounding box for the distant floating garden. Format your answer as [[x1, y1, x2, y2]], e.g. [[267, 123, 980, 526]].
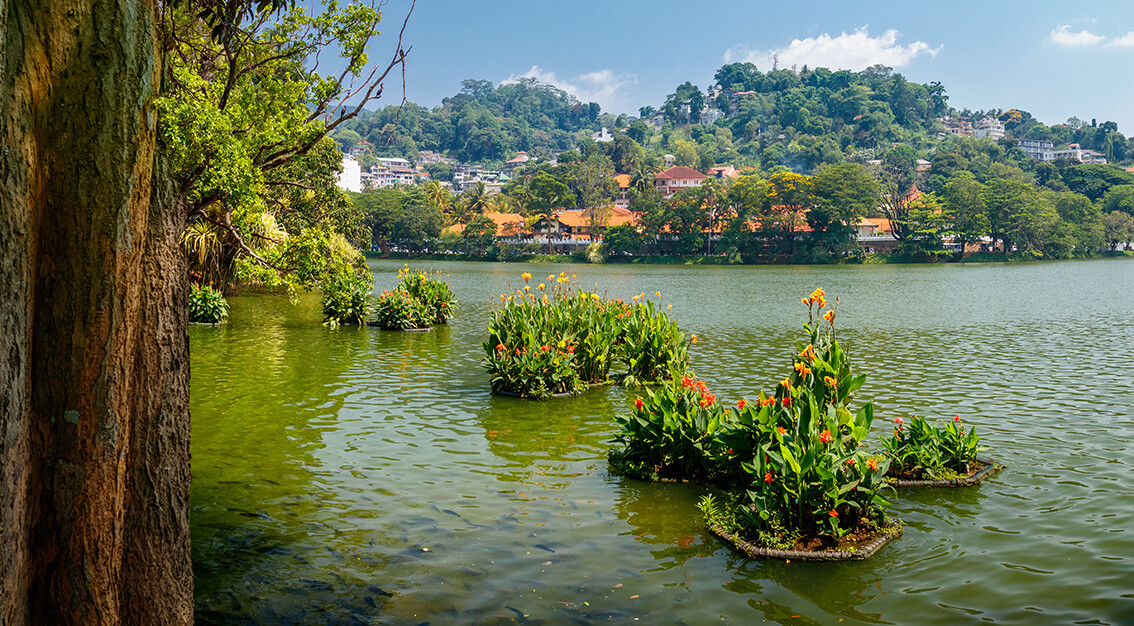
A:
[[323, 264, 456, 330], [482, 273, 692, 399]]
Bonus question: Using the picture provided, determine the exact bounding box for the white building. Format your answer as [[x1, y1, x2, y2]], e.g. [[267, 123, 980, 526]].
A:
[[972, 118, 1005, 140], [337, 155, 362, 193], [592, 127, 613, 143], [1053, 143, 1108, 164]]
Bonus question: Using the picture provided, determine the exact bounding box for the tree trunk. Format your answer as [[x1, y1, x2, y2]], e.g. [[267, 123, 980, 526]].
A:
[[1, 1, 192, 624]]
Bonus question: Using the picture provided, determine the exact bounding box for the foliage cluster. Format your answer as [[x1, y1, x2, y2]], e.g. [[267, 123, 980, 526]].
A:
[[613, 290, 891, 544], [881, 414, 982, 479], [188, 283, 229, 324], [371, 266, 456, 330], [482, 274, 691, 399]]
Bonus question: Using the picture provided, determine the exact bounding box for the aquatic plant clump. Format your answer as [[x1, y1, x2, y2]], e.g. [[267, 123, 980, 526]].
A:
[[321, 268, 376, 326], [614, 289, 896, 550], [882, 413, 984, 481], [371, 266, 456, 330], [189, 282, 229, 324], [482, 273, 692, 399]]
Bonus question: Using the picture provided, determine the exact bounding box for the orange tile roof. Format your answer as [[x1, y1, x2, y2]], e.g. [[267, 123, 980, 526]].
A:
[[656, 166, 707, 181], [613, 174, 632, 189], [442, 212, 527, 236]]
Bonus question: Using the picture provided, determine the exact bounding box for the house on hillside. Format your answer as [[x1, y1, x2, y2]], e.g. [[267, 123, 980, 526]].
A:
[[501, 151, 532, 175], [1018, 139, 1055, 162], [613, 174, 632, 209], [706, 165, 739, 180], [655, 166, 707, 199]]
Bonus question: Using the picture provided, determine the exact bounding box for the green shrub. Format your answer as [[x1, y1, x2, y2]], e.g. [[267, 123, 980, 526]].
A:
[[189, 283, 229, 324]]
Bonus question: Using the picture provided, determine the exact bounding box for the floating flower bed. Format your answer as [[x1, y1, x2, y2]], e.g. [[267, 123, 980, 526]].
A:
[[482, 273, 691, 399], [881, 414, 1001, 485], [886, 458, 1004, 487], [370, 266, 456, 331], [613, 289, 901, 557]]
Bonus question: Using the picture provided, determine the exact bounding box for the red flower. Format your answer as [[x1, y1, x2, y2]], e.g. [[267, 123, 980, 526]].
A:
[[781, 397, 792, 408], [764, 472, 774, 484], [846, 458, 856, 466], [867, 458, 879, 471], [699, 394, 716, 407], [566, 346, 575, 353], [635, 398, 643, 411], [737, 398, 747, 410], [776, 426, 787, 435], [829, 510, 838, 518], [540, 345, 550, 352], [495, 343, 505, 351], [954, 415, 962, 423], [681, 376, 695, 389], [819, 430, 833, 444]]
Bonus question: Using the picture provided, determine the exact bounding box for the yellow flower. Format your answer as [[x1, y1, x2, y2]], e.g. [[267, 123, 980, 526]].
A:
[[781, 378, 792, 389], [537, 283, 545, 291], [823, 309, 835, 323], [793, 362, 811, 376], [655, 291, 662, 298], [560, 272, 566, 277], [521, 272, 531, 282], [690, 334, 698, 344], [592, 293, 601, 301], [798, 344, 815, 360], [667, 304, 672, 310], [632, 295, 640, 302], [548, 274, 555, 281], [523, 285, 531, 292], [802, 297, 809, 305]]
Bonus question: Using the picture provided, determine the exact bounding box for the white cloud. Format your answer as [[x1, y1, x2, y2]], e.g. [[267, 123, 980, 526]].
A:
[[501, 65, 637, 113], [723, 27, 940, 72], [1050, 25, 1106, 47], [1108, 31, 1134, 47]]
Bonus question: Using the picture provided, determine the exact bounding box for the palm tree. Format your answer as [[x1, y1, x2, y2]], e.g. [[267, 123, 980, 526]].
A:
[[463, 181, 491, 218]]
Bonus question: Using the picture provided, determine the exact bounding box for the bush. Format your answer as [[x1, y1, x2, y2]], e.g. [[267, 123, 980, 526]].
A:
[[320, 269, 375, 326], [483, 273, 691, 398], [189, 283, 229, 324]]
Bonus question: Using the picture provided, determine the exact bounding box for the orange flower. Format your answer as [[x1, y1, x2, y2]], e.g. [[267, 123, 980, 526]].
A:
[[823, 309, 835, 323], [761, 397, 775, 407], [781, 397, 792, 408], [521, 272, 532, 282], [829, 509, 838, 518], [681, 376, 695, 389], [776, 426, 788, 435], [764, 471, 774, 484], [690, 334, 697, 344], [846, 457, 856, 466], [635, 398, 643, 411], [823, 376, 837, 387], [737, 398, 747, 410], [867, 459, 879, 471], [566, 346, 574, 353], [819, 430, 833, 444], [495, 344, 505, 351], [540, 345, 550, 352]]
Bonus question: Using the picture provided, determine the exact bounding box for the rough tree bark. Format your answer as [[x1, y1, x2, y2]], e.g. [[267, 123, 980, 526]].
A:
[[1, 1, 192, 624]]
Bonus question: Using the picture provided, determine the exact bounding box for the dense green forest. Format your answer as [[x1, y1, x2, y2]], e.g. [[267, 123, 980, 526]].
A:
[[332, 62, 1134, 173]]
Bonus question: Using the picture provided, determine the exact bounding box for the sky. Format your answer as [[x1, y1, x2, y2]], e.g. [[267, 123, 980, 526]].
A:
[[364, 0, 1134, 132]]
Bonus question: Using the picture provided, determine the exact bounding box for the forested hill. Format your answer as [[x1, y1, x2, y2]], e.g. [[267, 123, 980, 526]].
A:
[[331, 63, 1132, 172]]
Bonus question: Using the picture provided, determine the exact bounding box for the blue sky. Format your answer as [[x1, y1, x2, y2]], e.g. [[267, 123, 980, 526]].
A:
[[369, 0, 1134, 132]]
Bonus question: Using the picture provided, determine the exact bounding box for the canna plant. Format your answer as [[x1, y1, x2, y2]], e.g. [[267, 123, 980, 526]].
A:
[[483, 273, 692, 398], [614, 288, 895, 548], [610, 376, 730, 482], [370, 266, 456, 330], [882, 413, 982, 479]]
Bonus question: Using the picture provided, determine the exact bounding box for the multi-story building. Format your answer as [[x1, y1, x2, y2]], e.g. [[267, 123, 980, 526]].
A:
[[1017, 139, 1055, 162], [972, 118, 1005, 140], [655, 166, 707, 199]]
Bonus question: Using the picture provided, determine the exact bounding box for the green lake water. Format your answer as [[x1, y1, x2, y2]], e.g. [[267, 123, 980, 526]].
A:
[[191, 258, 1134, 624]]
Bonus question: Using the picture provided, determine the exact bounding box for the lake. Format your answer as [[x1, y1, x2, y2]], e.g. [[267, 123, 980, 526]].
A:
[[190, 257, 1134, 624]]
